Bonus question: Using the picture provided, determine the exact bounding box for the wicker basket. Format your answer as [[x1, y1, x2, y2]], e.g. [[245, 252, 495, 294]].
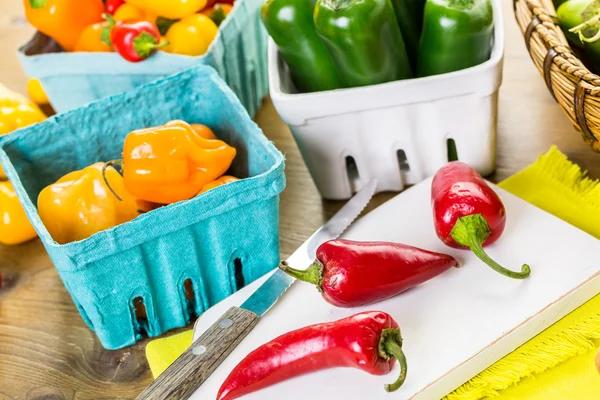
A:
[[514, 0, 600, 151]]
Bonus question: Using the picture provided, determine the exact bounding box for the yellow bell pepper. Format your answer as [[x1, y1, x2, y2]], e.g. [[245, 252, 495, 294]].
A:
[[38, 163, 141, 244], [124, 0, 207, 20], [164, 14, 219, 56], [0, 84, 46, 179], [0, 181, 37, 246]]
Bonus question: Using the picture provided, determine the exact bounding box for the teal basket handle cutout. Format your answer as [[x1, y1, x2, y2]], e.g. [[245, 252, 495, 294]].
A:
[[227, 250, 248, 294]]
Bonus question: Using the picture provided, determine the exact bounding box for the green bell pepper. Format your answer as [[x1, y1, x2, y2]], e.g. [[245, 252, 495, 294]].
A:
[[417, 0, 494, 77], [314, 0, 413, 88], [261, 0, 343, 93]]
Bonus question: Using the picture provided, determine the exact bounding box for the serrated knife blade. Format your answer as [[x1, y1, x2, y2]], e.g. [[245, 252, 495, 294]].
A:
[[136, 180, 377, 400]]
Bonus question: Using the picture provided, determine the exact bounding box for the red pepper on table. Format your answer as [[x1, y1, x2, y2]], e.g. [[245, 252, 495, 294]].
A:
[[431, 161, 531, 279], [280, 239, 459, 307], [217, 311, 407, 400], [105, 14, 166, 62], [105, 0, 125, 14]]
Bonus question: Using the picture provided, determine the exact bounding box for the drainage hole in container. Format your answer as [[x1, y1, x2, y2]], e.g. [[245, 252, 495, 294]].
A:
[[397, 149, 410, 172], [447, 138, 459, 161], [345, 156, 360, 193], [133, 296, 149, 335], [184, 278, 198, 321], [234, 258, 245, 291]]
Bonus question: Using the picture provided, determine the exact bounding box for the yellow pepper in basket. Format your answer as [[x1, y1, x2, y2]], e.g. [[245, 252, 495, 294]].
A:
[[0, 84, 46, 179], [164, 14, 219, 56], [124, 0, 207, 20], [38, 163, 142, 244]]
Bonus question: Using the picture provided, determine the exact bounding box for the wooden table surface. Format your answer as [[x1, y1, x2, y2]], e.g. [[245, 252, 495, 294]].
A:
[[1, 0, 599, 398]]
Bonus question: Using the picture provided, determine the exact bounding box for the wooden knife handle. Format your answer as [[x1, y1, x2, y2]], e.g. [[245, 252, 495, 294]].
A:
[[136, 307, 259, 400]]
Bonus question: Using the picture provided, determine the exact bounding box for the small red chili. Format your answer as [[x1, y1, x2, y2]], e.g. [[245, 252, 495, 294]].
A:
[[105, 14, 166, 62], [217, 311, 407, 400], [280, 239, 459, 307], [431, 161, 531, 279], [105, 0, 125, 14]]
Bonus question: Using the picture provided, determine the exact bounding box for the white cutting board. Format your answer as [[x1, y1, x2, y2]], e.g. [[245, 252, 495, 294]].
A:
[[190, 178, 600, 400]]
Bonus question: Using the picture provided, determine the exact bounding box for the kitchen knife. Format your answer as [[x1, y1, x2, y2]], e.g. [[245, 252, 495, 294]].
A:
[[136, 179, 377, 400]]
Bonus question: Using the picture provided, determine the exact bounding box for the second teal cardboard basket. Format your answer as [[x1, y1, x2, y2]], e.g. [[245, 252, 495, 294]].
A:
[[18, 0, 268, 115], [0, 65, 285, 349]]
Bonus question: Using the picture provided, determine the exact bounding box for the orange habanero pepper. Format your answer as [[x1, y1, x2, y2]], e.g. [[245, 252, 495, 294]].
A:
[[198, 175, 239, 194], [0, 181, 37, 246], [24, 0, 105, 52], [38, 163, 141, 244], [74, 22, 112, 52], [114, 120, 236, 205]]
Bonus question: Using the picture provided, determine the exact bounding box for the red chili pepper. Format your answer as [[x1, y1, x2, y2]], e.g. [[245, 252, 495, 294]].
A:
[[217, 311, 407, 400], [105, 0, 125, 14], [106, 14, 166, 62], [280, 239, 458, 307], [431, 161, 531, 279]]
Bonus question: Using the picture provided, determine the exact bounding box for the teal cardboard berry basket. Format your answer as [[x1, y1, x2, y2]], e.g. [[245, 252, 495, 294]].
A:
[[0, 65, 285, 350], [18, 0, 268, 115]]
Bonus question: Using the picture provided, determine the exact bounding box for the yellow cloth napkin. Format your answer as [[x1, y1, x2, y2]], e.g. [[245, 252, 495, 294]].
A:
[[146, 146, 600, 397]]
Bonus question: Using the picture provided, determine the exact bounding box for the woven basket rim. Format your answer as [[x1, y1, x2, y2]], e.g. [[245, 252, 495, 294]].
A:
[[519, 0, 600, 89]]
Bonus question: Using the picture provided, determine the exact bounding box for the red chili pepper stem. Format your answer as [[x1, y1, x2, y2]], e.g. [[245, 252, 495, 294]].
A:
[[279, 260, 323, 291], [133, 32, 168, 58], [379, 328, 408, 392], [451, 214, 531, 279]]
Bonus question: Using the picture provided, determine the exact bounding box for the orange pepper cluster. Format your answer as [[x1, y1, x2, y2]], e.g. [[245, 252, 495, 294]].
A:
[[38, 120, 239, 244], [23, 0, 234, 61]]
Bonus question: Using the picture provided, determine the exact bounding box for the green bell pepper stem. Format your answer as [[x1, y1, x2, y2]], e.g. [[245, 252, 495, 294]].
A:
[[261, 0, 343, 93], [314, 0, 413, 88], [417, 0, 494, 77]]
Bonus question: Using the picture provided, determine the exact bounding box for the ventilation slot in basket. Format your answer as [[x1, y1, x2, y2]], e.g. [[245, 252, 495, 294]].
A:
[[397, 149, 410, 171], [345, 156, 360, 193], [184, 278, 198, 321], [447, 138, 459, 161], [133, 296, 149, 336], [234, 258, 245, 291]]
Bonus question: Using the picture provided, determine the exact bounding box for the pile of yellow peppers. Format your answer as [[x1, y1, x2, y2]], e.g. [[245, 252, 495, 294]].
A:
[[38, 120, 239, 244], [23, 0, 233, 58], [0, 84, 46, 246]]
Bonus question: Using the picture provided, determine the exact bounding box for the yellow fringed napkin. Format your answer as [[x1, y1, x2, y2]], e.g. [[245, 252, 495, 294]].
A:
[[146, 146, 600, 397]]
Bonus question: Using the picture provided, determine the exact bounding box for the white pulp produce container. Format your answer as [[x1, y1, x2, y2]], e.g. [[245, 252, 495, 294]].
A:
[[268, 0, 504, 200]]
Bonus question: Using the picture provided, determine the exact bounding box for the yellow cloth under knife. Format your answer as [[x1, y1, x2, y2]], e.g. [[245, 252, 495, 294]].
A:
[[146, 146, 600, 398]]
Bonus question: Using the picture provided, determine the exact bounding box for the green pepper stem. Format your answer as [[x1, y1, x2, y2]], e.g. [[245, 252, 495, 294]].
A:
[[569, 14, 600, 43], [379, 328, 407, 392], [102, 160, 124, 202], [447, 0, 475, 10], [278, 261, 323, 289], [451, 214, 531, 279]]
